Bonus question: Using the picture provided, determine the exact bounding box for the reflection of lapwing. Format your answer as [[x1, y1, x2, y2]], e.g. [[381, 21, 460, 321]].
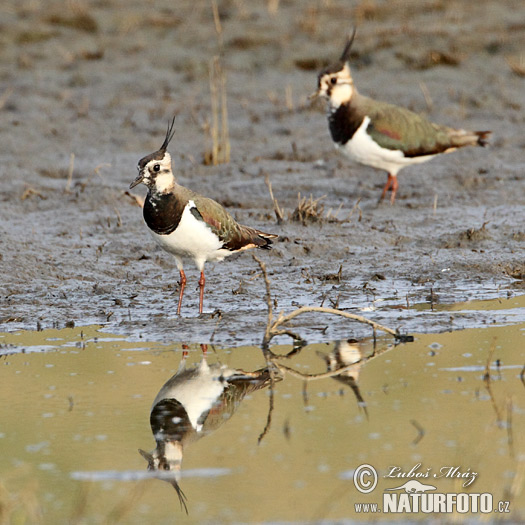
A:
[[312, 30, 490, 204], [317, 339, 367, 417], [139, 344, 275, 513], [129, 118, 277, 314]]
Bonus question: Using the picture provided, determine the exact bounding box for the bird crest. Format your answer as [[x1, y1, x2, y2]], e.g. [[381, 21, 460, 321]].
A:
[[159, 116, 176, 153], [339, 27, 357, 64]]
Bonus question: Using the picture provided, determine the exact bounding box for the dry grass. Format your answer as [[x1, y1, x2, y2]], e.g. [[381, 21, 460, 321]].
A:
[[203, 56, 230, 166], [203, 2, 230, 166], [45, 1, 98, 34], [267, 0, 280, 15], [291, 193, 362, 224], [65, 153, 75, 193], [290, 193, 326, 225], [21, 186, 46, 200], [264, 180, 361, 226], [264, 176, 285, 224], [397, 49, 462, 70], [507, 56, 525, 77]]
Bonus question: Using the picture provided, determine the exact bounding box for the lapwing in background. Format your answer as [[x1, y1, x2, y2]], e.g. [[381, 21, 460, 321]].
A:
[[317, 338, 367, 418], [312, 30, 491, 204], [129, 118, 278, 314], [139, 344, 276, 513]]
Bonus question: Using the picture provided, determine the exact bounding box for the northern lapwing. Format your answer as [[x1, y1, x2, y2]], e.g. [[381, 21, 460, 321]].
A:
[[317, 338, 367, 417], [139, 344, 275, 513], [129, 118, 278, 314], [312, 30, 491, 204]]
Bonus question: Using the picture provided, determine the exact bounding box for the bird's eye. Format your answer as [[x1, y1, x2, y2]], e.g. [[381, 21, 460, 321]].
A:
[[162, 463, 170, 471], [153, 164, 160, 172], [330, 77, 337, 85]]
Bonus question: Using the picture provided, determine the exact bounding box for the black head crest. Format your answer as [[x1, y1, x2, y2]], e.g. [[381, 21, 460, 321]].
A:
[[160, 116, 176, 153], [339, 27, 357, 63]]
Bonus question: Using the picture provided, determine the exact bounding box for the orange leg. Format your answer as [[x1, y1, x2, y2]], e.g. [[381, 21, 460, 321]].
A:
[[177, 269, 186, 315], [379, 173, 399, 204], [389, 175, 399, 204], [198, 271, 205, 314]]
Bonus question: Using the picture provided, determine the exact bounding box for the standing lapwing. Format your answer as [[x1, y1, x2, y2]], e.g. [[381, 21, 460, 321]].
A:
[[312, 30, 490, 204], [130, 118, 278, 314]]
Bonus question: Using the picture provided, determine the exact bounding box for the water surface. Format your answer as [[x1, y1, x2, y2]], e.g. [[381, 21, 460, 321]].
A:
[[1, 315, 524, 523]]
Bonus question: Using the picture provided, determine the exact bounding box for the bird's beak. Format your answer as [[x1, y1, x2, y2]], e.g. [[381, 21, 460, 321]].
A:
[[129, 172, 145, 189]]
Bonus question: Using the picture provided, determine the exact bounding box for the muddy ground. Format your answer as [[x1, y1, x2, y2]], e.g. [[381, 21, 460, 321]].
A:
[[1, 0, 524, 347]]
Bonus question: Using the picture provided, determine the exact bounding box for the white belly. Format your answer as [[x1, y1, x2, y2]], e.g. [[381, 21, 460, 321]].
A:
[[339, 116, 435, 175], [153, 361, 238, 432], [149, 201, 232, 270]]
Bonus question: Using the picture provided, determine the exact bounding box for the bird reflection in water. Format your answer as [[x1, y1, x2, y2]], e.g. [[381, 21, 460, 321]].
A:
[[317, 338, 368, 417], [139, 343, 276, 513]]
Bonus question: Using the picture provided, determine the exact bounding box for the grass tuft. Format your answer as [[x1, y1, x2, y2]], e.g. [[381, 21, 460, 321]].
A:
[[291, 193, 326, 225]]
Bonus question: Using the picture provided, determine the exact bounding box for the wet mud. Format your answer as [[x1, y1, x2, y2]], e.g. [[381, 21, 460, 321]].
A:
[[1, 0, 525, 346]]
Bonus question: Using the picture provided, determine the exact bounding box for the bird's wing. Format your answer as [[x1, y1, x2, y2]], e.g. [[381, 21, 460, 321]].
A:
[[189, 193, 276, 251], [362, 97, 456, 157]]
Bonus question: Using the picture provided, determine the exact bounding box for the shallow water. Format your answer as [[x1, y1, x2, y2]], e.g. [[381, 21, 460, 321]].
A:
[[1, 307, 524, 523]]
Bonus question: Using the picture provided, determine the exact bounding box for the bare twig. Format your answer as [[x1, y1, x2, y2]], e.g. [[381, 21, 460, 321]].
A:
[[21, 186, 45, 200], [0, 87, 13, 110], [252, 256, 401, 347], [270, 306, 398, 339], [507, 396, 514, 458], [252, 253, 405, 443], [65, 153, 75, 192], [272, 360, 364, 381], [410, 419, 425, 445], [267, 0, 280, 15], [483, 338, 503, 424], [124, 190, 144, 207], [257, 379, 275, 444], [302, 381, 309, 405], [264, 175, 284, 224], [93, 163, 111, 178], [285, 84, 293, 111], [269, 328, 303, 341], [113, 207, 122, 228], [205, 56, 230, 165], [506, 56, 525, 77], [345, 198, 362, 222], [252, 255, 273, 345], [211, 0, 223, 48], [419, 81, 433, 112], [483, 338, 497, 382]]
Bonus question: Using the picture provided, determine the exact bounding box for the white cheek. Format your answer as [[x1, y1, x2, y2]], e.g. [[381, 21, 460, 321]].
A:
[[330, 83, 353, 107], [155, 172, 174, 193]]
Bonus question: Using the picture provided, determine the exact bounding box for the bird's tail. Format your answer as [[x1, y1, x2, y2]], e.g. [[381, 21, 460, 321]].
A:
[[253, 230, 278, 250], [448, 129, 491, 149], [475, 130, 491, 147]]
